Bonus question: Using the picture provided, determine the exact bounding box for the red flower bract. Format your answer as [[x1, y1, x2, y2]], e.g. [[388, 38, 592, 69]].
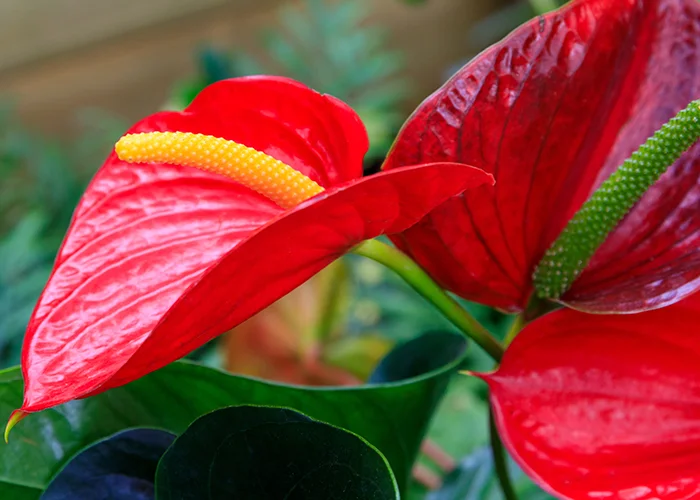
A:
[[383, 0, 700, 313], [18, 76, 492, 414], [482, 292, 700, 500]]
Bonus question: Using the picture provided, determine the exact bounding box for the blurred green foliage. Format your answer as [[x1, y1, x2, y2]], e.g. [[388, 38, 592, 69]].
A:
[[469, 0, 568, 50], [168, 0, 408, 163], [0, 107, 126, 367], [0, 214, 51, 364]]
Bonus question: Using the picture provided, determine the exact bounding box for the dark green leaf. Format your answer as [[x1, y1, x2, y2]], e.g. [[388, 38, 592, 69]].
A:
[[0, 331, 466, 498], [41, 429, 174, 500], [2, 483, 39, 500], [156, 405, 398, 499], [369, 332, 466, 383]]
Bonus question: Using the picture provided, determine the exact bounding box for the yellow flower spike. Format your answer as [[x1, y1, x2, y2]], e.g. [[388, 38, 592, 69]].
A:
[[115, 132, 325, 209]]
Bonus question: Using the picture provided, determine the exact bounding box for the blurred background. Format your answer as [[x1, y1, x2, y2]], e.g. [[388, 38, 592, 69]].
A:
[[0, 0, 565, 496]]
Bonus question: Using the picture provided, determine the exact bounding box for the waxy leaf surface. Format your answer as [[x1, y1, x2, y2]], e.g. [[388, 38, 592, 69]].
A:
[[18, 76, 491, 414], [155, 406, 398, 499], [383, 0, 700, 313], [483, 293, 700, 500], [1, 331, 468, 498]]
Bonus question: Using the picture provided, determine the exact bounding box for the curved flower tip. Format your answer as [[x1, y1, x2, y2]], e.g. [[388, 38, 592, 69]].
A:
[[18, 75, 492, 415], [484, 293, 700, 499], [383, 0, 700, 313], [4, 410, 27, 443]]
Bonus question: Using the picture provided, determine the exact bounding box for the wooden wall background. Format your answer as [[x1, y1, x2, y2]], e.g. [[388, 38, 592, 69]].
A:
[[0, 0, 504, 137]]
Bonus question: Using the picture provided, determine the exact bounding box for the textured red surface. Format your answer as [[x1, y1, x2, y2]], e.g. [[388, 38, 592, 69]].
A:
[[383, 0, 700, 313], [483, 292, 700, 500], [18, 76, 492, 412]]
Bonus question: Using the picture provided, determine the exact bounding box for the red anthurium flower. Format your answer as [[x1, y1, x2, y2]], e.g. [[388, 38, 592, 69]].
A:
[[481, 291, 700, 500], [14, 76, 492, 420], [383, 0, 700, 313]]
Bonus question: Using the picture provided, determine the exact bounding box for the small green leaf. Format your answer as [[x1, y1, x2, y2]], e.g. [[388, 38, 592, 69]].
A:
[[369, 332, 466, 383], [0, 331, 466, 498], [155, 405, 398, 499]]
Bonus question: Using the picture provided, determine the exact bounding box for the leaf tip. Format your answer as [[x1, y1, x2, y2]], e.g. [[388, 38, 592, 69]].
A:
[[5, 410, 27, 443]]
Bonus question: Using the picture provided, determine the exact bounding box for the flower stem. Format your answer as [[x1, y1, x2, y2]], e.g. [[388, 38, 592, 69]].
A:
[[504, 314, 524, 346], [352, 239, 504, 362], [490, 407, 518, 500], [313, 262, 346, 342], [492, 315, 526, 498]]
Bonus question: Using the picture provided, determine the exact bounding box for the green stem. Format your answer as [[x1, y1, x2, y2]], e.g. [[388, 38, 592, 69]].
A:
[[352, 239, 504, 362], [490, 407, 518, 500], [313, 262, 346, 342], [490, 314, 527, 499], [503, 314, 524, 346]]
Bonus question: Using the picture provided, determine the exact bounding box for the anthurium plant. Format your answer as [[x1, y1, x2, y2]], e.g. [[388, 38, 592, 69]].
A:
[[2, 0, 700, 498]]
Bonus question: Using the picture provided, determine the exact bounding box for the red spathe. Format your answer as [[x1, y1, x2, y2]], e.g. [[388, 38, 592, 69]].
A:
[[483, 292, 700, 500], [383, 0, 700, 313], [19, 76, 492, 413]]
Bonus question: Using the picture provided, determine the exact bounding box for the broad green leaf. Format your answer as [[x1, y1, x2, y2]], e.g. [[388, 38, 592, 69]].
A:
[[0, 331, 467, 498], [156, 405, 398, 499]]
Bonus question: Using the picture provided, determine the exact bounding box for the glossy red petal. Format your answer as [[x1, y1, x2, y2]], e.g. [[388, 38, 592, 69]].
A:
[[383, 0, 700, 312], [183, 75, 367, 187], [20, 76, 370, 413], [483, 292, 700, 500], [20, 162, 491, 412], [62, 76, 368, 265], [22, 152, 281, 413]]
